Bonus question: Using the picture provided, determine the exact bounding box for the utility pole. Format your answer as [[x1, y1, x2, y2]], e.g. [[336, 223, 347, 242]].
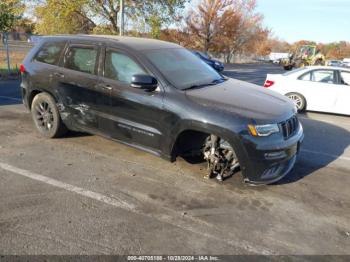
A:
[[119, 0, 124, 36], [4, 33, 11, 74]]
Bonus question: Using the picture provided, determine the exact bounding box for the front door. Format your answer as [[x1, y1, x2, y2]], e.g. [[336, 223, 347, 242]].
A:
[[97, 47, 165, 152]]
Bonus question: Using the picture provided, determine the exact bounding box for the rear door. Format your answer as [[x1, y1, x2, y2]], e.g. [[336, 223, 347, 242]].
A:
[[28, 40, 66, 95], [334, 70, 350, 115], [297, 69, 339, 112], [53, 42, 102, 130], [97, 47, 165, 151]]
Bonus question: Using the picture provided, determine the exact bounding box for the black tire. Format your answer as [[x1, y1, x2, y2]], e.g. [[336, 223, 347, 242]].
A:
[[295, 59, 306, 68], [285, 92, 306, 112], [314, 59, 324, 66], [31, 92, 67, 138]]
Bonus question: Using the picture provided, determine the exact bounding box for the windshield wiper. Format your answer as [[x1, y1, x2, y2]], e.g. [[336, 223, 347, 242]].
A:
[[184, 77, 227, 90]]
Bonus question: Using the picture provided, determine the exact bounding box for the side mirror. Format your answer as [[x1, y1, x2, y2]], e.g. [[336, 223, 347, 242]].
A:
[[131, 74, 158, 92]]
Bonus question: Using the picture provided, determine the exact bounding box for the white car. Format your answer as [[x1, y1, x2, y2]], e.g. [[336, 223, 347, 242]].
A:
[[264, 66, 350, 115]]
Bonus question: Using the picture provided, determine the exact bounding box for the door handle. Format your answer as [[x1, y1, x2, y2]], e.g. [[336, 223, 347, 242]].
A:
[[96, 83, 112, 90], [53, 72, 65, 78], [102, 84, 112, 90]]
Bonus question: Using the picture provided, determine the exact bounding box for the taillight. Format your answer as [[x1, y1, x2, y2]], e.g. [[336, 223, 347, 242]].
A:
[[264, 80, 275, 88], [19, 64, 25, 73]]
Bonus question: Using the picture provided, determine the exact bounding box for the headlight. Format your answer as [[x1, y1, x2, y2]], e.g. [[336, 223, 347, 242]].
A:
[[248, 124, 280, 137], [214, 61, 220, 66]]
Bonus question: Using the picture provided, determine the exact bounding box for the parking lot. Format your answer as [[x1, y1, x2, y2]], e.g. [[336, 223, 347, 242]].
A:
[[0, 63, 349, 255]]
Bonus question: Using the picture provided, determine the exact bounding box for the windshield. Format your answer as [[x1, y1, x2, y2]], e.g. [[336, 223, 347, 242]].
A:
[[198, 51, 210, 59], [144, 48, 222, 90]]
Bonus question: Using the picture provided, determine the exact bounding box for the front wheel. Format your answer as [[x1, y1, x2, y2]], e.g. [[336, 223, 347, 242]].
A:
[[31, 92, 67, 138], [283, 65, 293, 71], [202, 135, 240, 181], [286, 92, 306, 112]]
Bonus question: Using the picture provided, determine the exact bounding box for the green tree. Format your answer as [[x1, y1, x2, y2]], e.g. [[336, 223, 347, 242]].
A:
[[33, 0, 188, 36], [129, 0, 188, 39], [34, 0, 95, 35], [0, 0, 25, 32]]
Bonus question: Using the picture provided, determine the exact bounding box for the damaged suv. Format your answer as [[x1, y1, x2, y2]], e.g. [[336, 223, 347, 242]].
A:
[[21, 35, 303, 184]]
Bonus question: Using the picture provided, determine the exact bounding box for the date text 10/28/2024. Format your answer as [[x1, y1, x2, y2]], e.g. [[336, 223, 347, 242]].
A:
[[127, 256, 220, 261]]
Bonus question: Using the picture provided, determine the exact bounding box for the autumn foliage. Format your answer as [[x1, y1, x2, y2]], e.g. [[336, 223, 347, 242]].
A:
[[160, 0, 270, 62], [2, 0, 350, 62], [160, 0, 350, 61]]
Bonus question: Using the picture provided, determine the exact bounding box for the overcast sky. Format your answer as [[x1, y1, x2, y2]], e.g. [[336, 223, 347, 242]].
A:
[[256, 0, 350, 43]]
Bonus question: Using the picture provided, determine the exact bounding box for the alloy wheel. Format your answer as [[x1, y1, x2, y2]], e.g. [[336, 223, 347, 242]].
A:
[[34, 101, 54, 131], [288, 94, 303, 110]]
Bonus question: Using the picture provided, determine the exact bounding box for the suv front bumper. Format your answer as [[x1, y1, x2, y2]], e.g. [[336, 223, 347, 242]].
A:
[[237, 125, 304, 185]]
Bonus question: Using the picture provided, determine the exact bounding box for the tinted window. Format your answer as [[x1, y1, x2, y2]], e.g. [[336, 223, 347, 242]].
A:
[[145, 48, 221, 90], [340, 71, 350, 85], [34, 41, 65, 65], [299, 72, 311, 81], [312, 70, 334, 83], [65, 46, 98, 74], [104, 50, 145, 83]]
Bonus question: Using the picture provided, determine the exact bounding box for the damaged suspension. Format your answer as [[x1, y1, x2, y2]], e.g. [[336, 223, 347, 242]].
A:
[[203, 135, 239, 181]]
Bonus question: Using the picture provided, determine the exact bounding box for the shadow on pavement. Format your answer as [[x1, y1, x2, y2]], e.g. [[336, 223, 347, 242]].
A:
[[0, 80, 22, 106], [275, 114, 350, 185]]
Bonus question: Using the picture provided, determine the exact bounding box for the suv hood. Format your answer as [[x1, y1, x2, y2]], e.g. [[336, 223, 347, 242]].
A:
[[185, 78, 296, 123]]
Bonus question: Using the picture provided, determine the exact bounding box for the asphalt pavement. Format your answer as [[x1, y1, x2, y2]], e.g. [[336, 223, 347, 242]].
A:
[[0, 64, 349, 255]]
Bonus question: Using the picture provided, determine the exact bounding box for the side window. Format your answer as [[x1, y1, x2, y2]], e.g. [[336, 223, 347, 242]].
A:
[[340, 71, 350, 85], [34, 41, 65, 65], [298, 72, 311, 81], [64, 46, 98, 74], [311, 70, 335, 84], [104, 50, 145, 83]]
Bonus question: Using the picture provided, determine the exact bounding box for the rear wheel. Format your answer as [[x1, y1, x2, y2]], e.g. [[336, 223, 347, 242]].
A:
[[295, 59, 306, 68], [286, 92, 306, 112], [31, 92, 67, 138], [283, 65, 293, 71], [314, 59, 324, 66]]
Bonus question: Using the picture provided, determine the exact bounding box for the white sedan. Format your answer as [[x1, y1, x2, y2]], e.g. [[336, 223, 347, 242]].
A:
[[264, 66, 350, 115]]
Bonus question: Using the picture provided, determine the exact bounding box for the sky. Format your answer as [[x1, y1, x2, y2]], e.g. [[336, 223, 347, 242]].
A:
[[255, 0, 350, 43]]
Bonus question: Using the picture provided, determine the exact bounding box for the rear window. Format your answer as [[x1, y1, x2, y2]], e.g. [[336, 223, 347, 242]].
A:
[[64, 46, 98, 74], [312, 70, 334, 83], [34, 41, 65, 65]]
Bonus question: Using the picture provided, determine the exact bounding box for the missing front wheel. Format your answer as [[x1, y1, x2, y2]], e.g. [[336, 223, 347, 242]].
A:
[[202, 135, 240, 181]]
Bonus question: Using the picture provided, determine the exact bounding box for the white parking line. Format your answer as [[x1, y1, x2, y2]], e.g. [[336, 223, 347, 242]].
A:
[[0, 161, 273, 255], [301, 149, 350, 161], [0, 162, 135, 210], [0, 96, 22, 102]]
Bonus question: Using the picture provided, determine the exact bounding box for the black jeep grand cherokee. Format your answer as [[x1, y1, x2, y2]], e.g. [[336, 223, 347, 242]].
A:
[[21, 35, 303, 184]]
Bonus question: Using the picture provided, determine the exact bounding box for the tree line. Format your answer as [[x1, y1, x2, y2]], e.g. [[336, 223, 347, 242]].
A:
[[1, 0, 350, 61]]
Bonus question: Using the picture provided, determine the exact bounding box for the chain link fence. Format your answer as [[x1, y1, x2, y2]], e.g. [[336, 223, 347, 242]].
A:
[[0, 32, 35, 78]]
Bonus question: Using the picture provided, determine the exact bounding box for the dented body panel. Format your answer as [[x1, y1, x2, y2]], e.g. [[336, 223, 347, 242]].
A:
[[21, 35, 304, 184]]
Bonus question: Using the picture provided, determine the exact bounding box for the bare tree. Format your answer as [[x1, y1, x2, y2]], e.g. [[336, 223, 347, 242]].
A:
[[186, 0, 231, 52]]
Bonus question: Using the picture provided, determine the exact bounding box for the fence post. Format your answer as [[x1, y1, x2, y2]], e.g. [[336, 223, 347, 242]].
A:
[[3, 32, 11, 74]]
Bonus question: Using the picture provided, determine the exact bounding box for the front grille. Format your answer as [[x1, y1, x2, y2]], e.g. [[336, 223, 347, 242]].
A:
[[280, 115, 299, 139]]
